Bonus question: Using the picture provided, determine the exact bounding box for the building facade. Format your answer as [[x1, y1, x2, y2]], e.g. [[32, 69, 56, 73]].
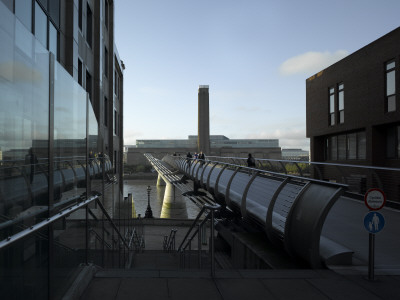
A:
[[306, 27, 400, 198], [0, 1, 124, 298], [0, 0, 124, 189], [127, 135, 282, 166]]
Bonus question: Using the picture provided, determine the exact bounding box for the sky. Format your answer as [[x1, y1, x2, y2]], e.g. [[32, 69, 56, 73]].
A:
[[114, 0, 400, 151]]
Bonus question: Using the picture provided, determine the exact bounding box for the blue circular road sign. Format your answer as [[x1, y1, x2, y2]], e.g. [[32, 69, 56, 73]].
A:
[[364, 211, 385, 234]]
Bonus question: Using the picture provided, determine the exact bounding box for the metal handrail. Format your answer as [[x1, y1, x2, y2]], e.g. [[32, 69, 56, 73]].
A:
[[205, 155, 400, 172], [172, 156, 348, 189], [89, 228, 112, 249], [0, 194, 131, 253], [163, 229, 177, 252], [178, 203, 220, 276]]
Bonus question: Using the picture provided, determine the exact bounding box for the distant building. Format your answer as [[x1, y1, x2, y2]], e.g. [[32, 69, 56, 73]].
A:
[[127, 135, 281, 165], [127, 85, 282, 165], [281, 149, 309, 161]]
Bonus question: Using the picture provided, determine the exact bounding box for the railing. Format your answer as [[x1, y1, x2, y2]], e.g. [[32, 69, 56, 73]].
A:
[[163, 229, 177, 252], [204, 155, 400, 205], [178, 204, 220, 276]]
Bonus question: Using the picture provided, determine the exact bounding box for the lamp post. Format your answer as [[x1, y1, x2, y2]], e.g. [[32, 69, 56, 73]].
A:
[[145, 185, 153, 218]]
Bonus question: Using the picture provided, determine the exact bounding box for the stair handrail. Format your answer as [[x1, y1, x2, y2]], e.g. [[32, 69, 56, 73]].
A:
[[163, 228, 177, 252], [178, 203, 220, 276], [0, 195, 131, 254]]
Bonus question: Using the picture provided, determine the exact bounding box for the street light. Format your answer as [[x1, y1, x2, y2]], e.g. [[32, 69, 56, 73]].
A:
[[145, 185, 153, 218]]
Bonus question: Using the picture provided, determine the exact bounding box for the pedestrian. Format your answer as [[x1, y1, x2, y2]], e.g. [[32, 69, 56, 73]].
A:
[[194, 152, 198, 159], [186, 152, 193, 168], [247, 153, 256, 176], [198, 151, 205, 167]]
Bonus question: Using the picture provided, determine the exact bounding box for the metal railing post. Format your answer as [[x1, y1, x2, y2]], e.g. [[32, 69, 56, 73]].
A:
[[198, 224, 202, 268], [210, 208, 216, 277]]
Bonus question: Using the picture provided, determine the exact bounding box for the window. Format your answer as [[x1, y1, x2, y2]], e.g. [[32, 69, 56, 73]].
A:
[[114, 109, 117, 135], [86, 70, 92, 101], [2, 0, 13, 11], [49, 21, 58, 60], [114, 70, 119, 97], [78, 0, 82, 30], [34, 1, 47, 47], [104, 47, 108, 78], [104, 97, 108, 126], [386, 60, 396, 112], [15, 0, 32, 32], [78, 59, 83, 86], [86, 3, 92, 48], [326, 131, 366, 160], [338, 134, 346, 160], [105, 0, 109, 29], [347, 133, 357, 159], [338, 83, 344, 123], [386, 125, 400, 159], [329, 87, 335, 126], [357, 132, 366, 159]]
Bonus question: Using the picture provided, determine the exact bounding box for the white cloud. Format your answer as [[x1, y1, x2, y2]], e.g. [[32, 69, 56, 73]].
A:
[[279, 50, 349, 76]]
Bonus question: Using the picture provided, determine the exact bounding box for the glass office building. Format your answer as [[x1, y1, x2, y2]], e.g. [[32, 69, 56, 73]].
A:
[[0, 1, 127, 299]]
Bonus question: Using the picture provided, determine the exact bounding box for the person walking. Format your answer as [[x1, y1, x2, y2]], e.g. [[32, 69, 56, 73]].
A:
[[186, 152, 193, 169], [198, 151, 205, 167], [247, 153, 256, 176]]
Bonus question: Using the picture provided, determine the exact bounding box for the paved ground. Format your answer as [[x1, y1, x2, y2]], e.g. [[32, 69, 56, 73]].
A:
[[78, 213, 400, 300], [78, 194, 400, 300], [81, 267, 400, 300]]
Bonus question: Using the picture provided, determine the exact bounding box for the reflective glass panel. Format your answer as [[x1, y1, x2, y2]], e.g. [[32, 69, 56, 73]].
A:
[[338, 134, 346, 160], [386, 61, 395, 70], [357, 132, 366, 159], [386, 70, 395, 96], [387, 95, 396, 112], [0, 2, 49, 224], [54, 61, 87, 203], [15, 0, 32, 31], [330, 94, 335, 113], [35, 1, 47, 48], [329, 136, 337, 160], [347, 133, 356, 159], [49, 21, 57, 60], [49, 0, 60, 27], [338, 90, 344, 110]]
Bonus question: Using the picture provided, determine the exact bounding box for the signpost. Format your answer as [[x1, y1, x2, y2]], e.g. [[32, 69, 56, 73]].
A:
[[364, 188, 386, 211], [364, 188, 386, 280]]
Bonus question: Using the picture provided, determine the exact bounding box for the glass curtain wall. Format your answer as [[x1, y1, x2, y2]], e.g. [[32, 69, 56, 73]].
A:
[[0, 3, 118, 299]]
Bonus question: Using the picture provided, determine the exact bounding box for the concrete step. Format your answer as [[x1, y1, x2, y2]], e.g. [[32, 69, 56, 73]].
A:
[[132, 250, 216, 270]]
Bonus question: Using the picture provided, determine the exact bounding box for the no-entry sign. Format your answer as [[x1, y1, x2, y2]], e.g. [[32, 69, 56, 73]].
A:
[[364, 188, 386, 211]]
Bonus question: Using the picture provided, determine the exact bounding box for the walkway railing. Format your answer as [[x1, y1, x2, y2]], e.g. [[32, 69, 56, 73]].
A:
[[205, 155, 400, 205]]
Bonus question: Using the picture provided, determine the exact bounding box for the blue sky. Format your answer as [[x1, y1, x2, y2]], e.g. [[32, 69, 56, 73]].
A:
[[115, 0, 400, 150]]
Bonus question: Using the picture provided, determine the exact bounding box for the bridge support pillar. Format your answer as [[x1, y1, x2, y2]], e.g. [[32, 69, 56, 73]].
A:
[[157, 174, 166, 186], [160, 182, 187, 219]]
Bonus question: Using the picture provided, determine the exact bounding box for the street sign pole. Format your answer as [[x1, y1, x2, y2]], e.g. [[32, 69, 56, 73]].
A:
[[368, 233, 375, 280], [363, 188, 386, 281]]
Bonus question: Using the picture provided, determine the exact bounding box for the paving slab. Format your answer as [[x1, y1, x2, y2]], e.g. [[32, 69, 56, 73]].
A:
[[116, 278, 170, 300], [168, 278, 222, 300], [261, 278, 330, 300], [215, 278, 275, 300]]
